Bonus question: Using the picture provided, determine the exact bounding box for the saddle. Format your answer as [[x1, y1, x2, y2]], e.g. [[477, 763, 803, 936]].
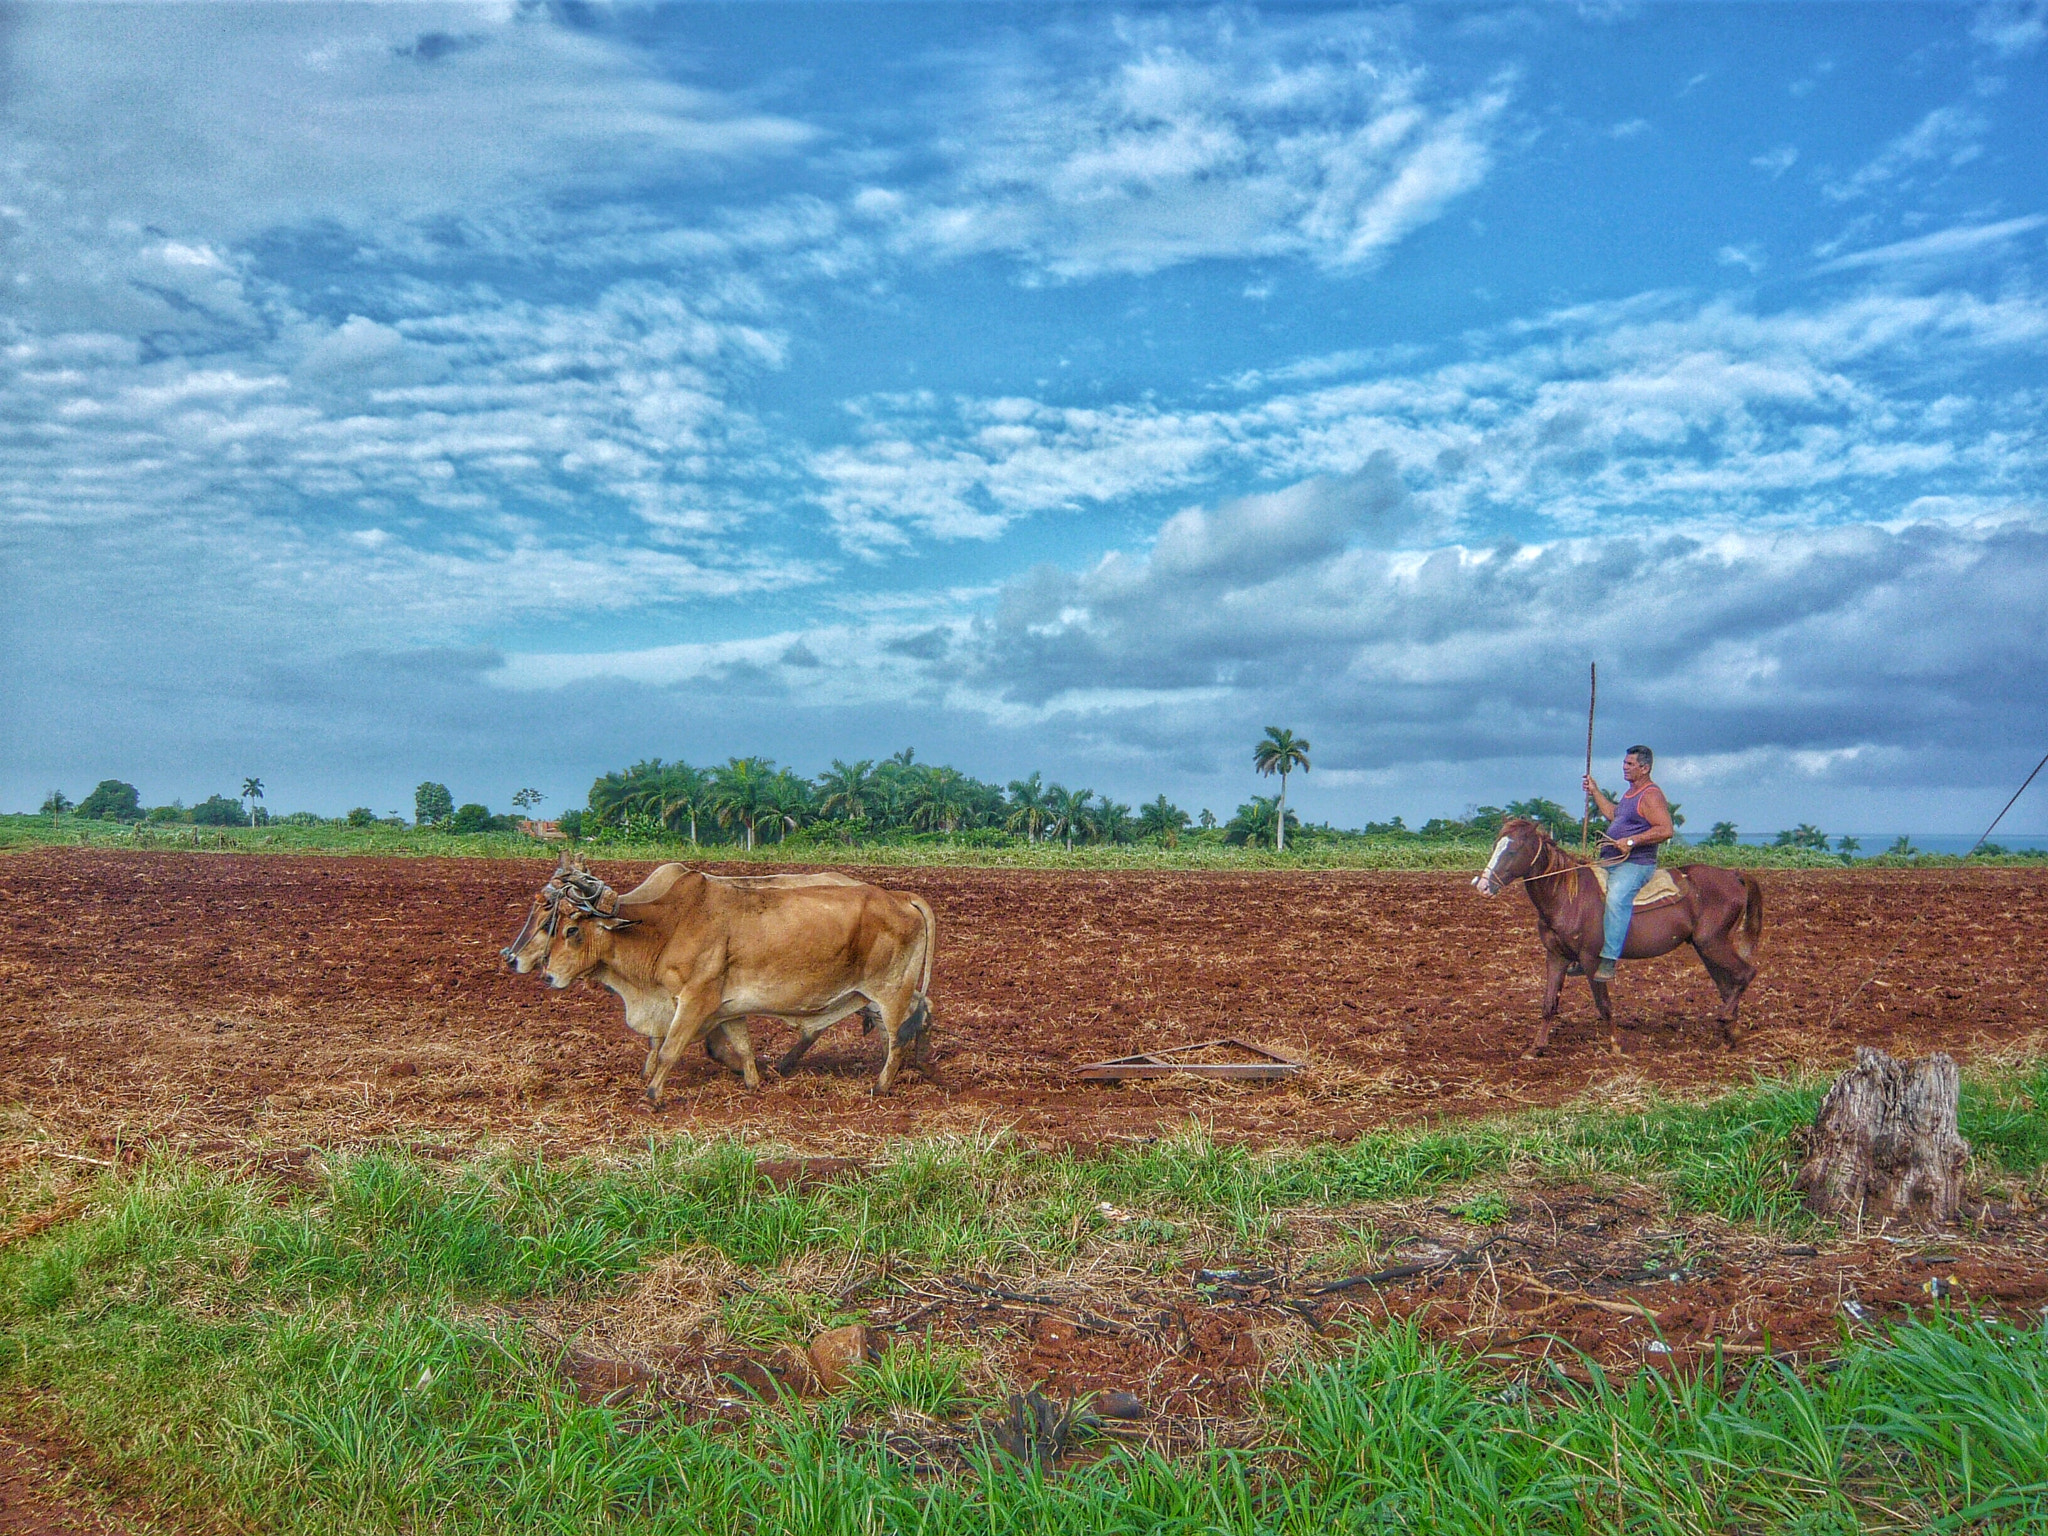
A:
[[1588, 863, 1685, 908]]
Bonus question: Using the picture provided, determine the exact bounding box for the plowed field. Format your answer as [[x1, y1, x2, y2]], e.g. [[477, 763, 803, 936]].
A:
[[3, 849, 2043, 1152]]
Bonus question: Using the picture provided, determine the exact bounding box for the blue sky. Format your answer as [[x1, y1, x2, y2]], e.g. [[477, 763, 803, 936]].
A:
[[3, 1, 2045, 833]]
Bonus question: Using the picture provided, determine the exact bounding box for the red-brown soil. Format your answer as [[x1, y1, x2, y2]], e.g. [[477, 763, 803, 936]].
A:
[[2, 849, 2044, 1152], [0, 1428, 137, 1536], [4, 848, 2047, 1472]]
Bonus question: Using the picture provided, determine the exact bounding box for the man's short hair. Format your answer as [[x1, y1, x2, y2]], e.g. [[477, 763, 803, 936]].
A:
[[1626, 744, 1654, 768]]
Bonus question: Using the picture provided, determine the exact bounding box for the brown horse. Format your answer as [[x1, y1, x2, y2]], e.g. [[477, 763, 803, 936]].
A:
[[1471, 818, 1764, 1057]]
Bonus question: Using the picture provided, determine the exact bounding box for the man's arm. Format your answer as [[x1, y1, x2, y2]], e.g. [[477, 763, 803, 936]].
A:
[[1582, 775, 1617, 818]]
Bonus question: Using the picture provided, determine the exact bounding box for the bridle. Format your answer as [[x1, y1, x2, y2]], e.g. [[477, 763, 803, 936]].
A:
[[1477, 827, 1627, 893]]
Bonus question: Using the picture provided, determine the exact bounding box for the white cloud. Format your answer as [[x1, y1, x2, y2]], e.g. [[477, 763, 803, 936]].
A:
[[4, 5, 813, 244], [807, 285, 2048, 549], [1824, 105, 1989, 202], [1811, 215, 2048, 274], [1972, 2, 2047, 56], [1751, 145, 1799, 178], [872, 14, 1512, 278], [964, 507, 2048, 788]]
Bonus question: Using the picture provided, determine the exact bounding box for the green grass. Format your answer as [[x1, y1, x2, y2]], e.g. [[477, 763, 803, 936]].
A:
[[4, 1196, 2046, 1533], [9, 812, 2040, 870], [6, 1066, 2048, 1531]]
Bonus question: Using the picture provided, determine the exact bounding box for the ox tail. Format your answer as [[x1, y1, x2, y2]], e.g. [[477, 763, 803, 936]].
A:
[[1737, 874, 1764, 965], [910, 894, 936, 1003], [887, 894, 936, 1050]]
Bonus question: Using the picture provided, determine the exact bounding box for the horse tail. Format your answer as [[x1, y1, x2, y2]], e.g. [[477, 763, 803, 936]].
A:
[[1736, 873, 1764, 964]]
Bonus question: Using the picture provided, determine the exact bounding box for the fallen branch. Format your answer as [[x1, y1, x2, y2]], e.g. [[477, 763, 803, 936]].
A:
[[1307, 1236, 1524, 1296]]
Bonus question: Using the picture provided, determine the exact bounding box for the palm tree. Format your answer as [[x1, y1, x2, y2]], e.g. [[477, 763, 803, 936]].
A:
[[1225, 795, 1298, 849], [511, 787, 544, 814], [590, 758, 671, 832], [1774, 824, 1830, 851], [1095, 799, 1134, 845], [1252, 727, 1311, 851], [712, 757, 777, 852], [908, 765, 973, 833], [1048, 785, 1095, 850], [816, 759, 876, 823], [1005, 772, 1051, 843], [241, 777, 264, 824], [653, 763, 708, 844], [869, 751, 921, 830], [766, 768, 814, 841], [1136, 794, 1191, 848]]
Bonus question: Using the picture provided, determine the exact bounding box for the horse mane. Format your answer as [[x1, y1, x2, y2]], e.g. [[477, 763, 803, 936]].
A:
[[1504, 818, 1589, 880]]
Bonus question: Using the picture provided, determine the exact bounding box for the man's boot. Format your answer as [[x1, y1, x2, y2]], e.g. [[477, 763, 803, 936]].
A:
[[1595, 958, 1616, 981]]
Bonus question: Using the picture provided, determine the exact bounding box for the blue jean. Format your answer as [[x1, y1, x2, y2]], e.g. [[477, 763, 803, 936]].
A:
[[1600, 861, 1658, 962]]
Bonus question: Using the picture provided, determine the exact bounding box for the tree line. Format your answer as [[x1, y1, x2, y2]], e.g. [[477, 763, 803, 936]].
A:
[[574, 751, 1289, 849]]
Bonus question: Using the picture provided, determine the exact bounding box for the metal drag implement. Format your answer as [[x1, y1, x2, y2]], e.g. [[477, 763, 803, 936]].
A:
[[1076, 1037, 1304, 1083]]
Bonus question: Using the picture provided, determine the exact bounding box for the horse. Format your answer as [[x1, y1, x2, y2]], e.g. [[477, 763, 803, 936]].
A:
[[1471, 818, 1764, 1057]]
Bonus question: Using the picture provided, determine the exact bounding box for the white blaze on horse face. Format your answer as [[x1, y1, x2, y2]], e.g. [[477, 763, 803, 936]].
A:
[[1474, 835, 1513, 895]]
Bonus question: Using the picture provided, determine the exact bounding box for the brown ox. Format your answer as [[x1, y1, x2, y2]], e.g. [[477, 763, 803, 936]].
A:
[[502, 859, 881, 1080], [531, 859, 935, 1101]]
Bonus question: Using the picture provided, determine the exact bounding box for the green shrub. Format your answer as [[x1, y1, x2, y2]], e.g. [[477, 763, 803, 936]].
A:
[[449, 803, 495, 834], [414, 782, 454, 827], [192, 794, 250, 827], [76, 779, 142, 821], [346, 808, 378, 828]]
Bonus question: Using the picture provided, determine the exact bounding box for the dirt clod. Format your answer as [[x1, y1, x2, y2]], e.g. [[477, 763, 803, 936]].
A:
[[808, 1324, 876, 1391]]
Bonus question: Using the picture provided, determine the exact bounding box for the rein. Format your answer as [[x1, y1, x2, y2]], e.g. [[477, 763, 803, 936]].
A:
[[1501, 836, 1627, 887]]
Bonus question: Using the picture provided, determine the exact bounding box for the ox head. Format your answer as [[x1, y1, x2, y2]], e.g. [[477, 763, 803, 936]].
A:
[[504, 853, 638, 982], [1471, 818, 1546, 897]]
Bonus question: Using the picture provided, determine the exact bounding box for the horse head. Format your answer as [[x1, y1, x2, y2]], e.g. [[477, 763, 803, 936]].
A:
[[1472, 817, 1550, 896]]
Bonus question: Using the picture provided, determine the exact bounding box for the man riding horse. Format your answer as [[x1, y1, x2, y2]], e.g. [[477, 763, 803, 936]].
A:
[[1581, 744, 1674, 980]]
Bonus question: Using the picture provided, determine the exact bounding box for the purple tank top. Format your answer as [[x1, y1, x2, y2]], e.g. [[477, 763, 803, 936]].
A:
[[1607, 783, 1660, 864]]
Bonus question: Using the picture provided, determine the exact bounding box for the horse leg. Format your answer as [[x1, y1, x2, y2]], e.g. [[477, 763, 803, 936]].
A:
[[1588, 975, 1619, 1055], [1694, 927, 1758, 1048], [1528, 946, 1569, 1058]]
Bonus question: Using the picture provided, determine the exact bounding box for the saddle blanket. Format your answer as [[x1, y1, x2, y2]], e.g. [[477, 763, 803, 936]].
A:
[[1588, 864, 1684, 908]]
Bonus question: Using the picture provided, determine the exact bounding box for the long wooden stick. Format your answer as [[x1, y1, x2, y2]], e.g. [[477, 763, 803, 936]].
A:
[[1581, 662, 1597, 855]]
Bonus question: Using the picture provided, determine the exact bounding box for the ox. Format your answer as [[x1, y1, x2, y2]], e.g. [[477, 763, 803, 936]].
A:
[[502, 859, 875, 1078], [519, 856, 936, 1100]]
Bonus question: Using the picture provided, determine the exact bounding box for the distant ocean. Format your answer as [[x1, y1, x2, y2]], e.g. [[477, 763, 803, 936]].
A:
[[1730, 832, 2048, 854]]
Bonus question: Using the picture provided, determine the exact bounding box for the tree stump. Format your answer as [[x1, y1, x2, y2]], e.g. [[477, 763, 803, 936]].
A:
[[1795, 1047, 1970, 1226]]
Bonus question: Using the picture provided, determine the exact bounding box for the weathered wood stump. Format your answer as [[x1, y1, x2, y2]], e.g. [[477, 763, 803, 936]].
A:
[[1795, 1047, 1970, 1226]]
